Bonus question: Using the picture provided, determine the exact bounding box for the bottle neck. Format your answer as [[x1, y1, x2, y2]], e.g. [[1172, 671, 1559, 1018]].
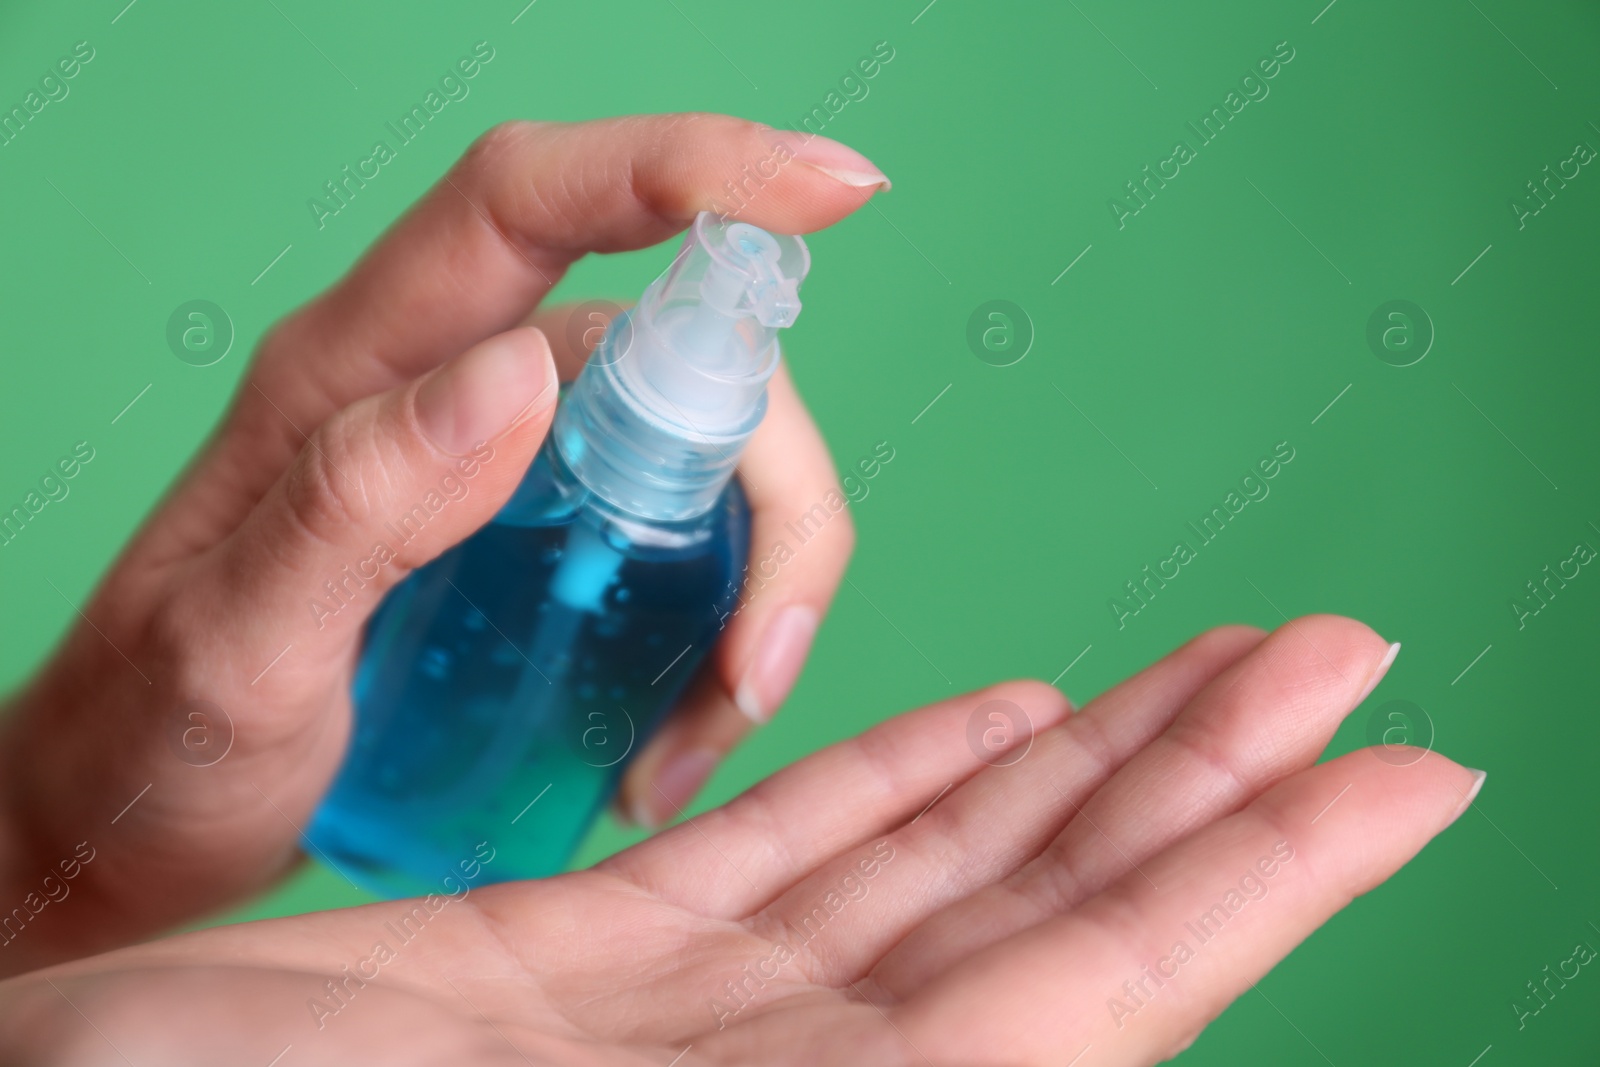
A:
[[551, 318, 771, 523]]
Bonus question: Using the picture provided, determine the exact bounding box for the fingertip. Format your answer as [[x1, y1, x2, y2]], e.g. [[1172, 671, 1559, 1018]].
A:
[[613, 774, 656, 830], [503, 323, 554, 356], [1356, 641, 1402, 705], [799, 162, 892, 193], [413, 327, 558, 456], [652, 747, 720, 823], [1285, 613, 1390, 654], [758, 127, 891, 192], [732, 679, 764, 724], [1379, 752, 1486, 834], [1448, 764, 1487, 825], [614, 756, 659, 829], [621, 797, 655, 831], [615, 668, 754, 829], [1395, 752, 1486, 836], [617, 746, 721, 830], [499, 324, 559, 397], [731, 603, 819, 724], [685, 116, 890, 231], [1256, 615, 1394, 705], [980, 679, 1076, 728], [1331, 748, 1483, 833]]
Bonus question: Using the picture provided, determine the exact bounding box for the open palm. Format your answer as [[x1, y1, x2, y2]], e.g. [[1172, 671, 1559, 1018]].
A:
[[7, 617, 1479, 1066]]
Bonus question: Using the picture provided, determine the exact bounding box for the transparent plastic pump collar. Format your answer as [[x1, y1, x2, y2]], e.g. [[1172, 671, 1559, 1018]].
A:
[[552, 213, 811, 522]]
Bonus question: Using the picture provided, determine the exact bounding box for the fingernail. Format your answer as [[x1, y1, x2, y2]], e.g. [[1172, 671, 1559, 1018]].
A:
[[1447, 768, 1487, 826], [734, 605, 819, 723], [640, 748, 719, 828], [618, 797, 647, 829], [765, 129, 891, 190], [1356, 641, 1401, 704], [415, 328, 556, 455]]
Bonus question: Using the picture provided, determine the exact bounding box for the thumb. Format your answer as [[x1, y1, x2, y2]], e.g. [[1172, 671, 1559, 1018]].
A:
[[210, 327, 558, 664]]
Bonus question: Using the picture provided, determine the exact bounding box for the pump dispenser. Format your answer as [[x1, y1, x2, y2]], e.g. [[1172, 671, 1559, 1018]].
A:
[[555, 214, 810, 521], [306, 214, 811, 896]]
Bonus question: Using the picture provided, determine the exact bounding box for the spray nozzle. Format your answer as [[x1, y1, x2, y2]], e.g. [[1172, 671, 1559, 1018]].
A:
[[550, 213, 813, 521], [714, 223, 802, 327], [622, 212, 811, 427]]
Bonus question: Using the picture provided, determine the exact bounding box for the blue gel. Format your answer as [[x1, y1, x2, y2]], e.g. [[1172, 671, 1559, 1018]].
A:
[[306, 213, 810, 896]]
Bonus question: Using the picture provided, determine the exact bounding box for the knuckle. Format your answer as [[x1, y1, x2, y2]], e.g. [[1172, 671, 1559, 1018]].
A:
[[457, 121, 569, 255], [281, 417, 379, 548], [1058, 702, 1120, 783], [1028, 838, 1090, 914], [140, 581, 209, 680], [254, 312, 302, 364], [657, 111, 751, 143], [716, 112, 776, 145], [464, 120, 543, 171], [1168, 720, 1256, 796]]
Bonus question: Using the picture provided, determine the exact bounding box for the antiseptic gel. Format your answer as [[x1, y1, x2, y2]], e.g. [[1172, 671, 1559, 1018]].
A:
[[306, 213, 811, 896]]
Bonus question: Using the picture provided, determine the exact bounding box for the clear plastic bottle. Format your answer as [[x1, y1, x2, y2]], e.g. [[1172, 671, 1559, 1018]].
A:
[[305, 213, 811, 896]]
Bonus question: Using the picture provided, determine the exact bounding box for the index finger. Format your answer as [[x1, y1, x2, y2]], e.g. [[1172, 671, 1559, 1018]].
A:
[[248, 115, 888, 460]]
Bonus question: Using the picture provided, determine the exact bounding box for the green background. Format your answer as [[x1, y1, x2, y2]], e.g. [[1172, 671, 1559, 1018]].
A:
[[2, 0, 1597, 1061]]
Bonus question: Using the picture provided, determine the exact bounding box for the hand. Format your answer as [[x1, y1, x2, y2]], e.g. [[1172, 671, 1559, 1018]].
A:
[[0, 114, 886, 972], [1, 618, 1482, 1066]]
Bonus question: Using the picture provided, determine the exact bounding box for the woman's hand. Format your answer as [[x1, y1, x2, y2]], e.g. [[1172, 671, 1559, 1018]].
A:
[[1, 618, 1481, 1066], [0, 114, 886, 973]]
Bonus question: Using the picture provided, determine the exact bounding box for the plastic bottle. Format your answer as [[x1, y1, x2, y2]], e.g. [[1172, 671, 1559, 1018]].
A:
[[305, 213, 811, 897]]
